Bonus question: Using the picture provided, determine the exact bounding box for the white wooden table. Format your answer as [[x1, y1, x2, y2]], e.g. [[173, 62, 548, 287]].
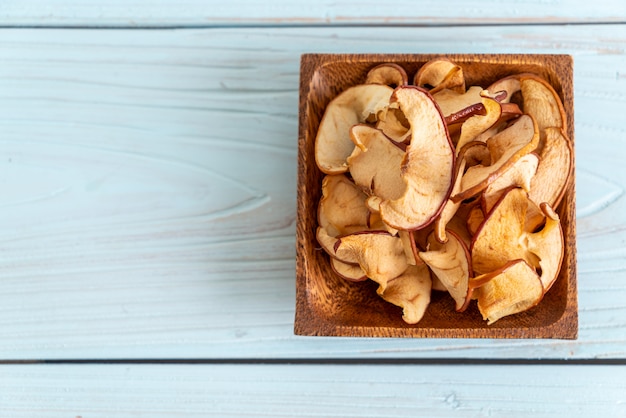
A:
[[1, 1, 626, 416]]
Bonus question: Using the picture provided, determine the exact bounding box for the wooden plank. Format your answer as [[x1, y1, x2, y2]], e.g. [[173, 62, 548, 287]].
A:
[[0, 26, 625, 359], [0, 0, 625, 27], [0, 364, 625, 417]]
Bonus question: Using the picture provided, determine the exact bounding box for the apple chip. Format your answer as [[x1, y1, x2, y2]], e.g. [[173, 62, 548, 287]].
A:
[[379, 86, 456, 230], [347, 124, 406, 201], [366, 63, 408, 88], [330, 257, 367, 282], [315, 84, 393, 174], [419, 230, 471, 311], [414, 58, 465, 94], [482, 152, 539, 214], [377, 264, 432, 324], [334, 231, 408, 289], [318, 174, 370, 237], [472, 259, 544, 324]]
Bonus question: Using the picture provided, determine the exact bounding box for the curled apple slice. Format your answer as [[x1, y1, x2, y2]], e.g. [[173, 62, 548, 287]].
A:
[[318, 174, 370, 237], [528, 127, 573, 210], [334, 231, 408, 289], [527, 202, 564, 292], [471, 188, 539, 275], [419, 230, 471, 311], [452, 114, 539, 203], [330, 257, 367, 282], [471, 259, 544, 324], [434, 86, 484, 120], [455, 94, 502, 152], [366, 63, 408, 88], [482, 152, 539, 214], [315, 84, 393, 174], [347, 124, 406, 201], [379, 86, 456, 230], [414, 58, 465, 94], [434, 157, 467, 243], [377, 264, 432, 324], [376, 104, 411, 143]]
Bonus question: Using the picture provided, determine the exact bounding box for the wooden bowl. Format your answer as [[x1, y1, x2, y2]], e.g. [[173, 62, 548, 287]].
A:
[[295, 54, 577, 339]]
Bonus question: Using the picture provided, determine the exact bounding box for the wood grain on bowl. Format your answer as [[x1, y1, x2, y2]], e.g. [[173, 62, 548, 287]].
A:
[[295, 54, 576, 339]]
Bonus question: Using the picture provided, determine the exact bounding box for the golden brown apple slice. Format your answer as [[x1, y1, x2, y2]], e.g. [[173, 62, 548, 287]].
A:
[[452, 114, 539, 203], [528, 127, 573, 210], [414, 58, 465, 94], [486, 75, 521, 104], [455, 95, 502, 152], [347, 124, 406, 201], [377, 264, 432, 324], [434, 157, 467, 243], [466, 205, 485, 236], [482, 152, 539, 214], [471, 188, 540, 275], [318, 174, 370, 237], [527, 203, 564, 292], [472, 259, 544, 324], [376, 105, 411, 143], [519, 74, 567, 136], [433, 86, 483, 120], [379, 86, 456, 230], [366, 63, 409, 87], [334, 231, 408, 289], [419, 230, 471, 311], [330, 257, 367, 282], [315, 84, 393, 174]]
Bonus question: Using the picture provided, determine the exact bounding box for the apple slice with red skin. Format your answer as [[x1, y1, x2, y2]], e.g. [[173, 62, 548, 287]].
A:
[[469, 259, 544, 324], [434, 157, 467, 243], [318, 174, 370, 237], [315, 84, 393, 174], [376, 104, 411, 144], [433, 86, 483, 120], [414, 58, 465, 94], [419, 230, 472, 311], [379, 86, 456, 231], [528, 202, 565, 292], [334, 231, 409, 290], [452, 114, 539, 203], [366, 63, 408, 88], [330, 257, 367, 282], [377, 264, 432, 324], [481, 152, 539, 214], [455, 95, 502, 152], [347, 124, 406, 201]]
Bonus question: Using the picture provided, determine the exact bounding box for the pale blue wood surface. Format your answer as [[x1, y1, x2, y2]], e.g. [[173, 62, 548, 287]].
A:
[[0, 364, 624, 417], [1, 0, 625, 26], [0, 5, 625, 416], [1, 25, 626, 360]]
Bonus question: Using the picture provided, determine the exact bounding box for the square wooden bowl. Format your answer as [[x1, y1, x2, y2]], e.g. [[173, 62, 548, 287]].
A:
[[295, 54, 577, 339]]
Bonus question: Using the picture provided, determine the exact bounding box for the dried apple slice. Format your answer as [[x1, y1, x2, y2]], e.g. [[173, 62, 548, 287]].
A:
[[482, 152, 539, 214], [318, 174, 370, 237], [330, 257, 367, 282], [434, 86, 484, 120], [334, 231, 408, 289], [528, 127, 573, 209], [347, 124, 406, 201], [527, 203, 565, 292], [452, 114, 539, 203], [455, 95, 502, 152], [377, 264, 432, 324], [414, 58, 465, 94], [519, 74, 567, 136], [315, 84, 393, 174], [366, 63, 408, 87], [379, 86, 456, 230], [471, 188, 540, 275], [472, 259, 544, 324], [419, 230, 471, 311], [434, 157, 467, 243], [376, 104, 411, 143]]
